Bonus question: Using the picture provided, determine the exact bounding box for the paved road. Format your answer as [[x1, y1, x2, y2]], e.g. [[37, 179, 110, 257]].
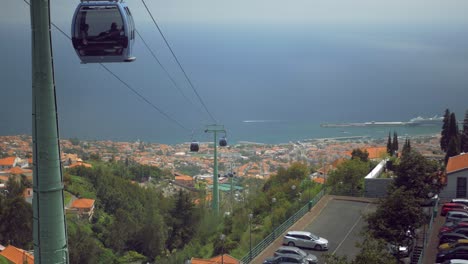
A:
[[302, 200, 375, 262], [252, 196, 376, 264]]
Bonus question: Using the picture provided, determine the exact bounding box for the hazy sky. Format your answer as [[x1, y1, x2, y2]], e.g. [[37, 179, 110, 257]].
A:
[[1, 1, 468, 143]]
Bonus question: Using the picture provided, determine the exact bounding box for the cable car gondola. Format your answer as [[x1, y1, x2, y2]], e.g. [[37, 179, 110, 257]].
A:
[[219, 136, 227, 147], [72, 0, 136, 63], [190, 141, 199, 152]]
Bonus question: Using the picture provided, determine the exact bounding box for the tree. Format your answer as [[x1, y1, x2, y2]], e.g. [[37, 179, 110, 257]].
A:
[[446, 136, 461, 165], [366, 187, 427, 262], [352, 236, 397, 264], [441, 109, 451, 152], [166, 190, 198, 252], [326, 159, 369, 195], [461, 110, 468, 153], [448, 112, 460, 140], [392, 132, 399, 155], [402, 138, 411, 157], [6, 177, 24, 198], [394, 151, 440, 199], [351, 149, 369, 162], [0, 197, 33, 248], [68, 220, 104, 264], [387, 132, 392, 155]]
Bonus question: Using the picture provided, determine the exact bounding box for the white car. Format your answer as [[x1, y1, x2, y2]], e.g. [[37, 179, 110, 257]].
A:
[[282, 231, 328, 250]]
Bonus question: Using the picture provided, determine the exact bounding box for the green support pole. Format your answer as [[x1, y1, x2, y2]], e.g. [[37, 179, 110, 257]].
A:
[[31, 0, 69, 263], [213, 131, 218, 213], [205, 124, 226, 214]]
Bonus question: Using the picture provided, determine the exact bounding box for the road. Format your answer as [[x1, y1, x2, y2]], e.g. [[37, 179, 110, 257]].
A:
[[252, 196, 376, 264], [302, 199, 375, 262]]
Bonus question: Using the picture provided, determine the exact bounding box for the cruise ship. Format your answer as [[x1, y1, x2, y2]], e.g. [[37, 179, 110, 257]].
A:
[[321, 116, 443, 128], [406, 116, 443, 126]]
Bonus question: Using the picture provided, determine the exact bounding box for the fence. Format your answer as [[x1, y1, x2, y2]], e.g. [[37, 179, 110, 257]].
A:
[[240, 189, 326, 263], [415, 199, 439, 264]]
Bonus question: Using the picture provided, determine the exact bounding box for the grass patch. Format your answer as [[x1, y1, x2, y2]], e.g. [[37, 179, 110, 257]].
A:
[[0, 255, 10, 264], [64, 191, 73, 206], [66, 175, 97, 199]]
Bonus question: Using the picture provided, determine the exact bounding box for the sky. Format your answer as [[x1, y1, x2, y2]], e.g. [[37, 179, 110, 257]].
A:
[[1, 1, 468, 144]]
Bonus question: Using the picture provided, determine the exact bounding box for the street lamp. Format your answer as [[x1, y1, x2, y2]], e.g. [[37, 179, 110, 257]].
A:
[[249, 213, 253, 262], [271, 198, 277, 237], [220, 234, 226, 264]]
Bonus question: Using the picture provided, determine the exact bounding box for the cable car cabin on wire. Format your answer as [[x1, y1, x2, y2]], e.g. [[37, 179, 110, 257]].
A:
[[72, 0, 136, 63]]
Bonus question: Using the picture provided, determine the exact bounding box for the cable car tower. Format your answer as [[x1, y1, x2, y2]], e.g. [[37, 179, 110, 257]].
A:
[[204, 124, 228, 214], [71, 0, 136, 63], [30, 0, 69, 262]]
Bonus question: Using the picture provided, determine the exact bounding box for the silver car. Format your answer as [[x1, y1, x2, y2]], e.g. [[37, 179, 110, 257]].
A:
[[283, 231, 328, 250], [274, 246, 318, 264]]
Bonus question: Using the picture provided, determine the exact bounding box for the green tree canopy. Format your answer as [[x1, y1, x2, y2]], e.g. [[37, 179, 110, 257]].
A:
[[461, 110, 468, 153], [351, 149, 369, 162], [366, 187, 427, 261], [441, 109, 451, 152], [392, 132, 399, 155], [394, 151, 440, 199], [326, 159, 369, 196]]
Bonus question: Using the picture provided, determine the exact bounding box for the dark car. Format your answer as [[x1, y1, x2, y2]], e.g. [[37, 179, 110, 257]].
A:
[[274, 246, 318, 264], [263, 254, 308, 264], [436, 246, 468, 263], [441, 222, 468, 234], [440, 233, 468, 245]]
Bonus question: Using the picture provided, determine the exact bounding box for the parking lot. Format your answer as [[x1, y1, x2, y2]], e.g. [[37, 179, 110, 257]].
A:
[[253, 196, 376, 263]]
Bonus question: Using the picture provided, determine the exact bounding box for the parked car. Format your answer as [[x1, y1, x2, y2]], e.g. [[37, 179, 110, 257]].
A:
[[436, 246, 468, 263], [440, 233, 468, 245], [439, 239, 468, 251], [263, 254, 308, 264], [442, 203, 468, 216], [452, 199, 468, 206], [441, 222, 468, 234], [442, 259, 468, 264], [274, 246, 318, 264], [447, 212, 468, 223], [283, 231, 328, 250]]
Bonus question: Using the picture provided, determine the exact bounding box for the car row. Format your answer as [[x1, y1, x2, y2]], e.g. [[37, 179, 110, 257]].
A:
[[263, 231, 327, 264], [437, 199, 468, 263]]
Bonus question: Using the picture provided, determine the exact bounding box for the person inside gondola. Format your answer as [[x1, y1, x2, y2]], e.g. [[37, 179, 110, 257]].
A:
[[98, 22, 121, 40], [80, 23, 89, 45]]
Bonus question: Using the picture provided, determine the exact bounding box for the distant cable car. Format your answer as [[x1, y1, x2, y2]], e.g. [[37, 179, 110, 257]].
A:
[[190, 141, 199, 152], [71, 0, 136, 63], [219, 136, 227, 147]]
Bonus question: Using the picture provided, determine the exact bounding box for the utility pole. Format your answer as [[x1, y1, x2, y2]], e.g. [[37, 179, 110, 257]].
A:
[[31, 0, 69, 263], [205, 124, 226, 214]]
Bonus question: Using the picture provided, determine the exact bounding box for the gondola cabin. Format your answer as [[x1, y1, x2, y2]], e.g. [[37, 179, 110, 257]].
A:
[[71, 0, 136, 63], [190, 141, 199, 152], [219, 137, 227, 147]]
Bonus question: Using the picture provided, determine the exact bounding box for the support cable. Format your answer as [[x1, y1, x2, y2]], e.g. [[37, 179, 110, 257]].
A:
[[141, 0, 218, 124], [22, 0, 191, 132], [135, 30, 206, 118]]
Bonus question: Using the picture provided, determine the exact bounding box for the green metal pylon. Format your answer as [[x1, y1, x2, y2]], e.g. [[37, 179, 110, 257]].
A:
[[205, 124, 226, 214], [31, 0, 69, 262]]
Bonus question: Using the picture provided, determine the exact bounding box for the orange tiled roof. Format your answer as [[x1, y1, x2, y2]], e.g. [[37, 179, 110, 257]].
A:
[[365, 147, 387, 160], [69, 162, 92, 168], [175, 175, 193, 181], [0, 245, 34, 264], [71, 198, 95, 209], [447, 153, 468, 174], [313, 177, 325, 184], [8, 167, 31, 175], [191, 254, 240, 264], [0, 157, 16, 166]]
